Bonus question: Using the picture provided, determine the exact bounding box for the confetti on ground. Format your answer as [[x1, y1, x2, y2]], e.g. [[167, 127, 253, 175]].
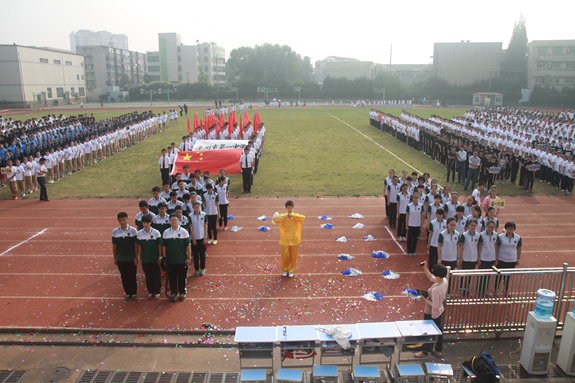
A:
[[335, 236, 349, 242], [402, 289, 421, 299], [362, 292, 385, 301], [256, 215, 269, 220], [257, 226, 270, 232], [338, 254, 355, 260], [363, 235, 376, 241], [352, 223, 366, 229], [318, 215, 332, 220], [229, 226, 242, 232], [321, 224, 334, 229], [372, 251, 390, 259], [342, 268, 362, 276], [383, 271, 400, 279], [349, 213, 364, 219]]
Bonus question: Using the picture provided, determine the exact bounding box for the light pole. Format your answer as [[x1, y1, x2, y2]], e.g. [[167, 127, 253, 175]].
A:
[[229, 87, 238, 102], [140, 89, 160, 106], [293, 87, 301, 100], [32, 92, 38, 109], [158, 88, 177, 106], [374, 87, 386, 101], [257, 87, 277, 102]]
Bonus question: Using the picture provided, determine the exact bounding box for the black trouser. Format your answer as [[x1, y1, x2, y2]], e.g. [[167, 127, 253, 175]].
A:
[[478, 260, 495, 296], [241, 167, 251, 192], [524, 172, 534, 190], [429, 246, 438, 269], [424, 313, 444, 352], [446, 161, 455, 181], [407, 226, 420, 253], [254, 156, 259, 174], [510, 163, 519, 183], [388, 203, 397, 226], [384, 196, 389, 218], [495, 260, 516, 292], [168, 263, 188, 295], [397, 213, 407, 238], [161, 168, 170, 185], [38, 177, 48, 200], [142, 262, 162, 295], [218, 204, 228, 226], [207, 214, 217, 240], [117, 261, 137, 295], [461, 261, 477, 289], [442, 260, 457, 271], [192, 240, 206, 271]]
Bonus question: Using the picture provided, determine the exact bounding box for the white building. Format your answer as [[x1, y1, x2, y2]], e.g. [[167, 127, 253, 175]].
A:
[[0, 45, 87, 108], [70, 30, 129, 52], [527, 40, 575, 91]]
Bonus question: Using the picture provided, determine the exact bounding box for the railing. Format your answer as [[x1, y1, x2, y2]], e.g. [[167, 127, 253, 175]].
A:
[[443, 263, 575, 334]]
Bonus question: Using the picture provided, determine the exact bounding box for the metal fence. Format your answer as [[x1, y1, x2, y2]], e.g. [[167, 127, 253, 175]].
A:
[[443, 263, 575, 334]]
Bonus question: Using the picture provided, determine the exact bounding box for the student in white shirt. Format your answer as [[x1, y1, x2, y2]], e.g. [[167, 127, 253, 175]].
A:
[[386, 176, 401, 228], [396, 183, 411, 242], [14, 159, 25, 197], [405, 192, 423, 256], [427, 208, 446, 269], [215, 176, 230, 230], [471, 182, 485, 206], [458, 218, 479, 271], [477, 220, 499, 296], [5, 158, 18, 199], [496, 221, 522, 293], [438, 217, 460, 270]]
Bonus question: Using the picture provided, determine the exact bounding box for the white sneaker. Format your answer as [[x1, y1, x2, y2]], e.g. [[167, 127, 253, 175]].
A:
[[282, 272, 288, 277], [288, 273, 294, 278]]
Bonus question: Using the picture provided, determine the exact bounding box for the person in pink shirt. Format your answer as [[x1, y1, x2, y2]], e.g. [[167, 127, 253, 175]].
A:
[[415, 262, 448, 358], [482, 185, 501, 217]]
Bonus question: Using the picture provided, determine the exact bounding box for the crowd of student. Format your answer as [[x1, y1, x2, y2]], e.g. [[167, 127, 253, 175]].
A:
[[383, 168, 521, 296], [371, 107, 575, 194], [0, 111, 168, 200]]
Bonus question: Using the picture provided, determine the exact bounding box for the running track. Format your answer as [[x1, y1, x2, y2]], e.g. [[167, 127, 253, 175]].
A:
[[0, 195, 573, 331]]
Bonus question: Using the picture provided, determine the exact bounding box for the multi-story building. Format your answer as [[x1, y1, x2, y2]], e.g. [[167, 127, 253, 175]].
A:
[[70, 30, 129, 52], [315, 56, 385, 84], [527, 40, 575, 91], [433, 41, 502, 86], [146, 33, 226, 86], [76, 46, 146, 99], [0, 45, 86, 108]]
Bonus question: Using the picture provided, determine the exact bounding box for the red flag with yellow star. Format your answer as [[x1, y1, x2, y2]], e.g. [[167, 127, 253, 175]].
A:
[[170, 149, 243, 175]]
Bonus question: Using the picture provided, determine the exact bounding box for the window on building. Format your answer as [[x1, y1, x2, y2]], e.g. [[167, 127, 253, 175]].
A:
[[148, 56, 160, 62], [46, 88, 52, 98], [204, 57, 208, 62], [70, 87, 74, 93], [65, 61, 72, 65], [536, 62, 545, 69], [551, 62, 561, 69], [177, 46, 181, 53], [178, 65, 182, 71], [148, 66, 160, 72], [40, 58, 48, 63], [204, 66, 208, 72], [56, 88, 64, 97], [204, 47, 208, 53], [179, 75, 182, 81], [178, 55, 181, 62], [537, 47, 548, 54], [549, 78, 559, 84], [564, 78, 575, 84], [552, 47, 563, 54], [566, 62, 575, 69], [77, 75, 80, 80], [53, 59, 61, 64], [535, 78, 544, 84], [81, 75, 84, 80]]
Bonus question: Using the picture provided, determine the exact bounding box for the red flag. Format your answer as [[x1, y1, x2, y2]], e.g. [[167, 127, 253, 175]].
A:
[[244, 110, 250, 126], [171, 149, 242, 175], [253, 111, 260, 132], [220, 112, 225, 128], [239, 115, 243, 131], [203, 113, 208, 135], [193, 113, 199, 131], [228, 112, 235, 136], [186, 116, 191, 133]]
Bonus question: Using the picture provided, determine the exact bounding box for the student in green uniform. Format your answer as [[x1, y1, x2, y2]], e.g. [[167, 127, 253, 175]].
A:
[[162, 213, 192, 302], [112, 212, 138, 302], [135, 200, 156, 230], [174, 205, 189, 232], [148, 186, 164, 215], [136, 214, 162, 300]]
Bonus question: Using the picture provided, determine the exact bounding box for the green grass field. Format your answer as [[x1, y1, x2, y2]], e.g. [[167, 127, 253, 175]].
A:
[[2, 107, 569, 199]]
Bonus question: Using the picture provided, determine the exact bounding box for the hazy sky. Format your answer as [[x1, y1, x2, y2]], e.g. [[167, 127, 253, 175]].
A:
[[2, 0, 573, 65]]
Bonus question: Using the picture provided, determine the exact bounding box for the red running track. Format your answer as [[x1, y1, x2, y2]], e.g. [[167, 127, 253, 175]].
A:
[[0, 195, 573, 331]]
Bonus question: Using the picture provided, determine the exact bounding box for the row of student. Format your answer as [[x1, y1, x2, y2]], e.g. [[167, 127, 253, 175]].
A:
[[370, 108, 575, 194], [1, 112, 160, 199]]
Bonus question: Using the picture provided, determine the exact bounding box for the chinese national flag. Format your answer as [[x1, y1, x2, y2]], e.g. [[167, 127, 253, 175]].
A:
[[186, 116, 191, 133], [170, 149, 242, 175]]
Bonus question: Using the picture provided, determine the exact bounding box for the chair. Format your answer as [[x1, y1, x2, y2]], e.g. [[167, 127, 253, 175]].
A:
[[240, 370, 268, 383], [425, 363, 454, 382], [312, 365, 338, 383], [460, 365, 476, 383], [352, 366, 380, 383], [276, 369, 304, 383], [395, 364, 426, 383]]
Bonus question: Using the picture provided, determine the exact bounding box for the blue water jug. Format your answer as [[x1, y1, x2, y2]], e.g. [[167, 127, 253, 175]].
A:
[[534, 289, 556, 318]]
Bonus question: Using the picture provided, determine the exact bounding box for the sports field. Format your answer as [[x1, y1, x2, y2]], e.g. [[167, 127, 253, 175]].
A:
[[1, 107, 568, 199]]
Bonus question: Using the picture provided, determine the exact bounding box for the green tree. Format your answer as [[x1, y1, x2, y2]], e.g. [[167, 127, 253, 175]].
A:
[[143, 74, 152, 84], [501, 15, 529, 88], [98, 94, 108, 103], [198, 69, 209, 84], [119, 73, 131, 88]]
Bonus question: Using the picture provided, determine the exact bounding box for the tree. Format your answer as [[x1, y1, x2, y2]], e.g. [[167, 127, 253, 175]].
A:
[[119, 73, 131, 89], [143, 74, 152, 84], [98, 94, 108, 103], [501, 15, 529, 88], [198, 69, 209, 84], [117, 94, 124, 102]]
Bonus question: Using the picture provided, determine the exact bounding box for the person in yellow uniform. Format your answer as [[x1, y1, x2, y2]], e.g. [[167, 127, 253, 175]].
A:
[[273, 200, 306, 278]]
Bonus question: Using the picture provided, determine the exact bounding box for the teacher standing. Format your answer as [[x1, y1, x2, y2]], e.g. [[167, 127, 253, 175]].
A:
[[415, 261, 448, 358], [36, 158, 49, 201]]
